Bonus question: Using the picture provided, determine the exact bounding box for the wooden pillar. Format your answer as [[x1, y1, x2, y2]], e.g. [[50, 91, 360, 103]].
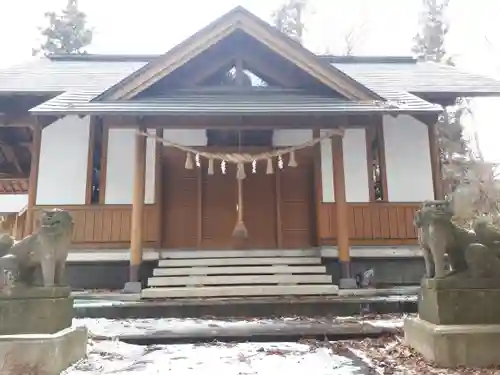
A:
[[129, 128, 147, 283], [428, 121, 443, 199], [332, 134, 351, 279], [26, 124, 42, 235]]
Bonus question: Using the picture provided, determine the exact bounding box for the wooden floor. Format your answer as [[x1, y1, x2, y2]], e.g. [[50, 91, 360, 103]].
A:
[[141, 249, 339, 299]]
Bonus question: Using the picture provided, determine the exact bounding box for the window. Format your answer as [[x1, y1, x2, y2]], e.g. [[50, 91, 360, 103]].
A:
[[201, 60, 273, 88]]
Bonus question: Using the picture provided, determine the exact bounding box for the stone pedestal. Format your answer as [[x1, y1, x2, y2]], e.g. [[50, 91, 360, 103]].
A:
[[0, 286, 73, 335], [405, 278, 500, 367], [0, 285, 87, 374], [405, 317, 500, 368], [0, 326, 87, 375]]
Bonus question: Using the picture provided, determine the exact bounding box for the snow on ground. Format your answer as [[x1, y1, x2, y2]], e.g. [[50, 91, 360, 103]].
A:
[[68, 316, 500, 374], [63, 340, 366, 375], [75, 317, 284, 337], [74, 314, 408, 337]]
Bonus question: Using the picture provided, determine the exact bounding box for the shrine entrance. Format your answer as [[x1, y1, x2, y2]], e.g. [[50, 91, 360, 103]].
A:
[[201, 151, 277, 249], [160, 129, 319, 250]]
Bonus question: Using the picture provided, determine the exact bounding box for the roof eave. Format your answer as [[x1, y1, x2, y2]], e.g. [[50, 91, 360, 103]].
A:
[[416, 90, 500, 98], [29, 107, 442, 117]]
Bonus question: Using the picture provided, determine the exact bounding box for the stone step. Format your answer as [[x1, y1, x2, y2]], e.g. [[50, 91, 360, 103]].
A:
[[141, 284, 339, 299], [148, 274, 333, 287], [160, 249, 319, 259], [157, 257, 321, 268], [153, 265, 328, 276]]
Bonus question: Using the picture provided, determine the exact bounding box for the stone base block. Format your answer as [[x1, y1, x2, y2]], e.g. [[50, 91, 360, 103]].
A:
[[420, 278, 500, 325], [339, 278, 357, 289], [0, 326, 87, 375], [404, 317, 500, 368], [123, 281, 142, 294], [0, 287, 73, 335]]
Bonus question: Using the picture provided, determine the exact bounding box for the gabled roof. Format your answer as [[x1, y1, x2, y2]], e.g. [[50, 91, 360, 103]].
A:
[[93, 6, 382, 102]]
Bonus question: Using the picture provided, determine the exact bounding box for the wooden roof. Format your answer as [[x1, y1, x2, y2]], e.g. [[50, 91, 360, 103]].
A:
[[2, 55, 499, 99], [93, 6, 383, 102], [30, 88, 442, 116]]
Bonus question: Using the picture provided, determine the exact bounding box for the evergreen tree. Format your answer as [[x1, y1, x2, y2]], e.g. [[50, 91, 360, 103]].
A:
[[33, 0, 93, 56], [271, 0, 308, 44], [413, 0, 473, 195], [412, 0, 449, 62]]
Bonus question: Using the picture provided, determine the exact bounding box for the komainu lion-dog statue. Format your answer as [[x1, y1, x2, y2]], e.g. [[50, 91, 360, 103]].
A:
[[0, 209, 74, 287], [414, 200, 500, 279]]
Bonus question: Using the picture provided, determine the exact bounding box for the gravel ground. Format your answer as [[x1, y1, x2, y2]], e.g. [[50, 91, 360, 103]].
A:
[[341, 334, 500, 375], [69, 314, 500, 374]]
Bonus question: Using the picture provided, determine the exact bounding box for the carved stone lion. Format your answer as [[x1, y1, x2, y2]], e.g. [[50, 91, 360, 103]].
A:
[[415, 200, 500, 279], [0, 209, 74, 287], [414, 200, 471, 278]]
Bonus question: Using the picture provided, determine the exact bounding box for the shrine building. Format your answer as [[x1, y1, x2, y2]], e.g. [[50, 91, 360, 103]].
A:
[[1, 7, 500, 298]]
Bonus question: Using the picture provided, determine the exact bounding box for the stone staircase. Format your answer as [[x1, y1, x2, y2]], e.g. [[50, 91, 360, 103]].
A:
[[141, 249, 339, 299]]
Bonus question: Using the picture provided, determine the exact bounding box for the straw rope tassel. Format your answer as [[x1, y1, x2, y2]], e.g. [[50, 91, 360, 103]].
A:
[[236, 163, 246, 180], [232, 177, 248, 239], [288, 150, 298, 167], [185, 152, 194, 169], [266, 158, 274, 174], [207, 158, 214, 175], [233, 130, 248, 240]]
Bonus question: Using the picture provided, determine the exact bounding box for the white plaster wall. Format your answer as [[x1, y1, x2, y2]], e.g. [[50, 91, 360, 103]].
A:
[[36, 116, 90, 205], [163, 129, 207, 146], [320, 129, 370, 203], [343, 129, 370, 202], [0, 194, 28, 213], [320, 131, 335, 202], [273, 129, 312, 146], [383, 115, 434, 202], [104, 129, 156, 204]]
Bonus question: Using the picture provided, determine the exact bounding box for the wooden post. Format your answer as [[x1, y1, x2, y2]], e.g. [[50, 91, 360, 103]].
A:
[[129, 127, 147, 284], [428, 121, 443, 199], [332, 134, 351, 280], [26, 124, 42, 235]]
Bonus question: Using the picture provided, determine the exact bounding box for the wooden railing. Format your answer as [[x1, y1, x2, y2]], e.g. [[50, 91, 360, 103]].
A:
[[319, 202, 419, 245], [29, 205, 160, 248]]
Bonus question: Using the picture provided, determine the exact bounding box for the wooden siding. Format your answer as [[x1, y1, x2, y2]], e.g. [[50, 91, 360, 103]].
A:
[[319, 202, 419, 245], [25, 205, 160, 248]]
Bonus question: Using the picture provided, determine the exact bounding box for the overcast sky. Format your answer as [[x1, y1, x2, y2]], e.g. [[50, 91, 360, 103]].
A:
[[1, 0, 500, 159]]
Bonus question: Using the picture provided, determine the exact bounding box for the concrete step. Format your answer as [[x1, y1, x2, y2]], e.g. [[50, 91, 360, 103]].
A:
[[160, 249, 320, 259], [141, 284, 339, 299], [158, 256, 321, 268], [148, 274, 333, 287], [153, 265, 328, 276]]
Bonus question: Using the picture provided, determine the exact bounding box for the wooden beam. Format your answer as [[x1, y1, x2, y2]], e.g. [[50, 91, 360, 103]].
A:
[[275, 159, 283, 248], [85, 118, 98, 204], [103, 114, 377, 130], [129, 127, 147, 283], [238, 50, 303, 88], [428, 121, 443, 199], [155, 128, 163, 249], [331, 135, 351, 278], [26, 124, 42, 235], [98, 124, 109, 204], [184, 59, 235, 87], [0, 115, 37, 127], [312, 129, 322, 246], [0, 143, 23, 174], [197, 158, 203, 249]]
